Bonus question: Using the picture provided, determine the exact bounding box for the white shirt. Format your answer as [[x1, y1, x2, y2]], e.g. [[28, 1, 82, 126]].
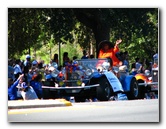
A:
[[14, 64, 22, 74]]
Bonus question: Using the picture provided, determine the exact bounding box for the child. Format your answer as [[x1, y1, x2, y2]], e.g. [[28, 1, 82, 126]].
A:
[[8, 74, 24, 100], [17, 75, 38, 100]]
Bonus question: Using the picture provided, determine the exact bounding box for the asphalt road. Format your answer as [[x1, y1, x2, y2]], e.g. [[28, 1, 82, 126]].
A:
[[8, 99, 159, 122]]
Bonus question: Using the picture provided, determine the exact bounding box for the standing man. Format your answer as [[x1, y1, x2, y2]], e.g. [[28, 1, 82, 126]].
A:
[[23, 54, 32, 82]]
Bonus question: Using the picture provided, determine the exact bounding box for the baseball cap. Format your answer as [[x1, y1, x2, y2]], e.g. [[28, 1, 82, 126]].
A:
[[26, 54, 31, 59], [32, 60, 38, 65]]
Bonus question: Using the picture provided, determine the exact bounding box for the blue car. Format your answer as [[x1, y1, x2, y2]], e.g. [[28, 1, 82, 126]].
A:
[[42, 58, 139, 102]]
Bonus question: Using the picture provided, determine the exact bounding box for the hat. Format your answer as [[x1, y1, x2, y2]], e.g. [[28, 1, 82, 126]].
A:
[[32, 60, 38, 65], [26, 54, 31, 59], [98, 40, 114, 50]]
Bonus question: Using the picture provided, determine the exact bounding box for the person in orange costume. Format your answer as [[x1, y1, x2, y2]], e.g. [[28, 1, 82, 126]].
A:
[[98, 39, 122, 66]]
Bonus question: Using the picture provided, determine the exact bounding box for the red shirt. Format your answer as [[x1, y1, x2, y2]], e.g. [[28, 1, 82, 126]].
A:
[[98, 46, 120, 66]]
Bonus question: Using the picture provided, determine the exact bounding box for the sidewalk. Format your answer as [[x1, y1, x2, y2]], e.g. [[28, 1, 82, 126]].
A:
[[8, 99, 72, 109]]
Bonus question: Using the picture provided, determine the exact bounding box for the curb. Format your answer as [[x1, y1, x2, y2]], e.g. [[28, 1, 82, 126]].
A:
[[8, 99, 72, 109]]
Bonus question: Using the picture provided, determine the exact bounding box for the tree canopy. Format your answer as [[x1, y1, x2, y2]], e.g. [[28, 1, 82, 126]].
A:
[[8, 8, 158, 64]]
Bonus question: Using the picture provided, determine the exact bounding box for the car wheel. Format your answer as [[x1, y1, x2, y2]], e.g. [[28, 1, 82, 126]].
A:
[[97, 76, 112, 101], [127, 77, 139, 100], [137, 79, 146, 99]]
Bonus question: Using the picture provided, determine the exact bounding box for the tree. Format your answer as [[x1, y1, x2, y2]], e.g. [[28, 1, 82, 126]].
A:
[[8, 8, 48, 58], [8, 8, 158, 63], [73, 8, 158, 57]]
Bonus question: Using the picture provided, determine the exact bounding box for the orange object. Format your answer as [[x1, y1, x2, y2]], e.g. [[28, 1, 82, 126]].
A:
[[31, 74, 38, 80], [58, 72, 64, 78], [98, 46, 120, 66], [135, 73, 152, 83], [153, 63, 158, 68]]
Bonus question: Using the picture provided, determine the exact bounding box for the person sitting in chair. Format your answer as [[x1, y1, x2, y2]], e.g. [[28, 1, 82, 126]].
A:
[[98, 39, 122, 67]]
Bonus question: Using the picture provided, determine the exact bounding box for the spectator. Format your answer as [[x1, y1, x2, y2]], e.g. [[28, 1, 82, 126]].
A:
[[98, 39, 122, 66], [38, 60, 44, 69], [63, 52, 70, 66], [27, 66, 37, 84], [8, 59, 14, 79], [32, 60, 38, 67], [8, 74, 24, 100], [123, 51, 130, 69], [51, 61, 58, 69], [153, 53, 158, 60], [23, 54, 32, 82], [130, 62, 137, 75], [30, 74, 43, 99], [81, 50, 89, 59], [73, 56, 77, 60], [53, 53, 59, 65], [13, 59, 22, 81], [146, 61, 152, 73], [90, 54, 95, 59], [72, 56, 77, 65], [50, 54, 59, 69], [23, 54, 32, 72], [140, 59, 147, 73], [48, 60, 53, 67], [135, 57, 142, 73], [17, 75, 38, 100]]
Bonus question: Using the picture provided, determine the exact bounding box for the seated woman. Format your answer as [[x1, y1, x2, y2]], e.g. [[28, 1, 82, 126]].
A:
[[98, 39, 122, 66], [103, 58, 128, 101]]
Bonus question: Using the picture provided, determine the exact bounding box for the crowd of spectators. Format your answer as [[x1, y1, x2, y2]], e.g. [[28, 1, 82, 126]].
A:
[[8, 44, 157, 101]]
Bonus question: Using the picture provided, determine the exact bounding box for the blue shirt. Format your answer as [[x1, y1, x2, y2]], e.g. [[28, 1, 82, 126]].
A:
[[131, 71, 137, 76], [8, 66, 14, 79], [30, 81, 42, 97], [8, 80, 19, 100], [81, 56, 88, 59]]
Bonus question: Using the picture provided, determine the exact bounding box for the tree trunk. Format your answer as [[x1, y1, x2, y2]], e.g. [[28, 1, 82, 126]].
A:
[[93, 25, 110, 57], [73, 9, 111, 57]]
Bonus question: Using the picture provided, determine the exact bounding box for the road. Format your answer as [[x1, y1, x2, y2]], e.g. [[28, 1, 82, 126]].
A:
[[8, 99, 159, 122]]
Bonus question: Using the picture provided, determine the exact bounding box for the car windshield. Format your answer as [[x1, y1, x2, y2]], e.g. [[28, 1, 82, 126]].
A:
[[75, 58, 108, 71]]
